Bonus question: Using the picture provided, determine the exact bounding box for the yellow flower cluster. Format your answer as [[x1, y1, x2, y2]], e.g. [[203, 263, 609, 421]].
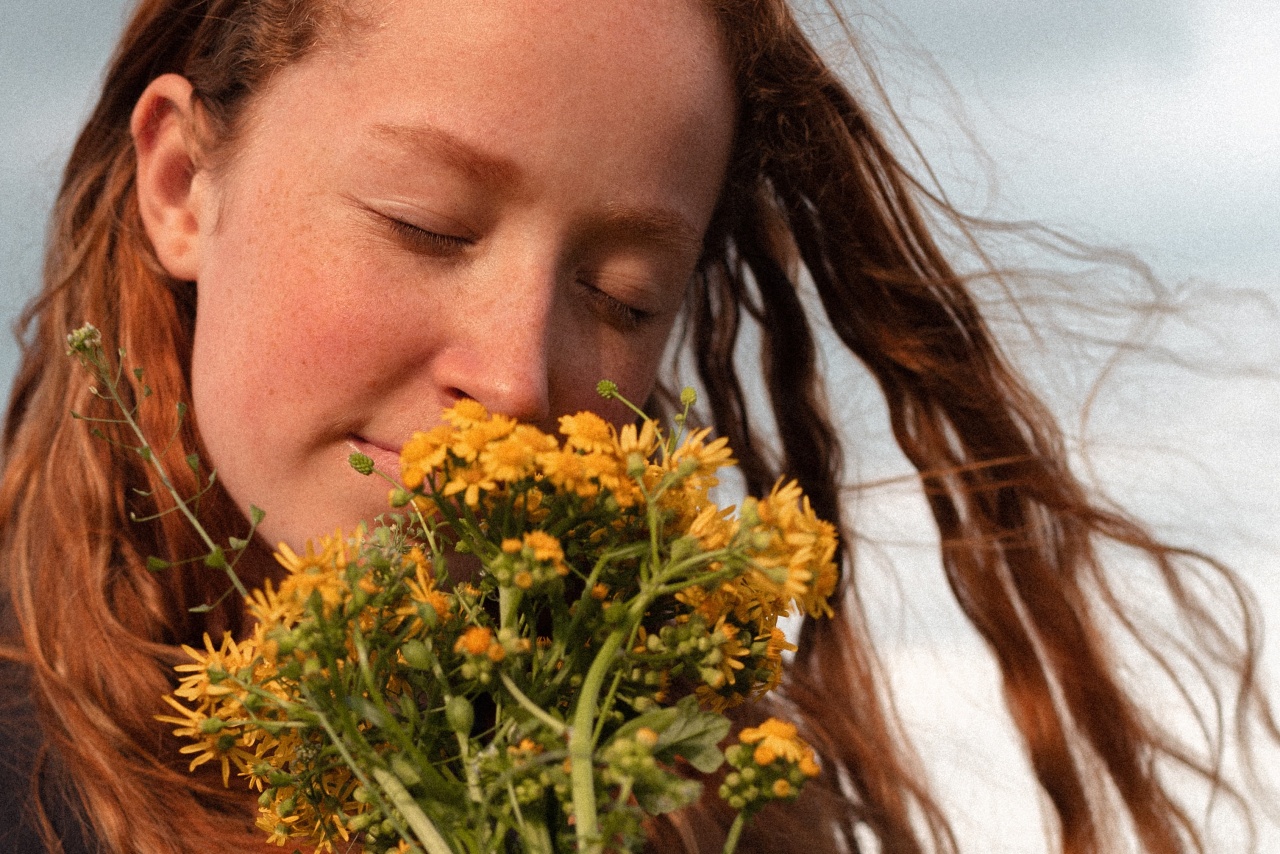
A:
[[738, 718, 821, 777], [397, 400, 838, 712], [400, 402, 733, 517], [721, 718, 822, 813], [162, 398, 840, 852], [159, 536, 456, 851]]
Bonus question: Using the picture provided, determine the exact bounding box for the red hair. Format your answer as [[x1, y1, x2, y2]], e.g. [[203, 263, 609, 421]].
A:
[[2, 1, 1274, 852]]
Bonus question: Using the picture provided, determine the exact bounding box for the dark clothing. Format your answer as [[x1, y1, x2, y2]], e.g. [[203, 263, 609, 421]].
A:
[[0, 661, 99, 854]]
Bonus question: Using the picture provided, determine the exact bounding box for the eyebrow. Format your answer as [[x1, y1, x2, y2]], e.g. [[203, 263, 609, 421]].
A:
[[371, 122, 521, 188], [597, 204, 704, 256], [371, 122, 704, 256]]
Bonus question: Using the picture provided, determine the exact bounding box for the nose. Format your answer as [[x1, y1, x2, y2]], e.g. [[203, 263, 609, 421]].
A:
[[430, 257, 557, 426]]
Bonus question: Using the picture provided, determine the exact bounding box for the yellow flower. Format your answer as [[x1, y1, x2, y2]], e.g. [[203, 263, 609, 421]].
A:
[[442, 398, 491, 427], [156, 695, 252, 786], [441, 462, 497, 507], [455, 626, 496, 657], [668, 427, 735, 487], [266, 535, 353, 620], [738, 718, 820, 776], [578, 450, 626, 495], [747, 481, 839, 617], [450, 414, 516, 462], [687, 504, 736, 551], [559, 411, 616, 454], [172, 631, 258, 704], [616, 418, 658, 458], [480, 423, 557, 482], [405, 548, 451, 623], [400, 424, 453, 490], [522, 530, 565, 564], [537, 448, 600, 498]]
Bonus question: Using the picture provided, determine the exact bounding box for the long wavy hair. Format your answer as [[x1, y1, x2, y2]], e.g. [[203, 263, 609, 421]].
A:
[[2, 1, 1273, 852]]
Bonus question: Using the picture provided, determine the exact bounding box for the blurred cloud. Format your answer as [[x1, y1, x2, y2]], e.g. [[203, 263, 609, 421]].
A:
[[882, 0, 1200, 83]]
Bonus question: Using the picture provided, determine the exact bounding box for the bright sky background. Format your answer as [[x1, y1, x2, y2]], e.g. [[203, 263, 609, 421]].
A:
[[2, 2, 1278, 851]]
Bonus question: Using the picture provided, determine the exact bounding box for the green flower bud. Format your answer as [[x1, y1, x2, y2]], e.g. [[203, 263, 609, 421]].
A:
[[400, 639, 434, 670], [65, 323, 102, 356], [626, 452, 647, 478], [199, 716, 227, 735], [445, 695, 475, 734], [391, 755, 422, 787], [348, 452, 376, 475]]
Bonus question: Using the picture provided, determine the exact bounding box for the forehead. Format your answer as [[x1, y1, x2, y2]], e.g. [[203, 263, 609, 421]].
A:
[[229, 0, 737, 222], [344, 0, 733, 123]]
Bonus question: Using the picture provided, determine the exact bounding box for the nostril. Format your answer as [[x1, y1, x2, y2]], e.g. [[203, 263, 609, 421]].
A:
[[443, 387, 467, 406]]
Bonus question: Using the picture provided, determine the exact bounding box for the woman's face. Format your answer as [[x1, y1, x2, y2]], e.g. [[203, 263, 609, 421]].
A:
[[183, 0, 736, 549]]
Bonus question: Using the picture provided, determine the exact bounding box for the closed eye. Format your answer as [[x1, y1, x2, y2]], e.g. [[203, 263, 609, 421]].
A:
[[386, 217, 472, 255], [579, 280, 654, 330]]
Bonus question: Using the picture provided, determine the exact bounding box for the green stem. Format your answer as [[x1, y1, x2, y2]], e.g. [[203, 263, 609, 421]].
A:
[[350, 627, 456, 802], [499, 585, 522, 631], [500, 674, 567, 735], [569, 627, 629, 853], [373, 767, 456, 854], [304, 691, 428, 854], [88, 347, 250, 598], [721, 812, 747, 854]]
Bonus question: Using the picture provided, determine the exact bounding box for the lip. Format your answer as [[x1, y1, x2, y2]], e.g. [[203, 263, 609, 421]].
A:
[[348, 435, 404, 479]]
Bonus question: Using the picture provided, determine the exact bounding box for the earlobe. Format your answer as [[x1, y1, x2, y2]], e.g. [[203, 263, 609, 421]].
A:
[[131, 74, 207, 282]]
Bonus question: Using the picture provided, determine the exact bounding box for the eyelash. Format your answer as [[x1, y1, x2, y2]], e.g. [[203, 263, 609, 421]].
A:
[[581, 282, 653, 330], [387, 217, 471, 254], [385, 215, 654, 329]]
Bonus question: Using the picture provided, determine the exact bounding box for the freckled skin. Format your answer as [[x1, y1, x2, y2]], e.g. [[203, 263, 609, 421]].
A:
[[185, 0, 737, 551]]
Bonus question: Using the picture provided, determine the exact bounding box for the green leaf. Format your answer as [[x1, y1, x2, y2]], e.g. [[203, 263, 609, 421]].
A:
[[189, 604, 214, 614], [348, 696, 387, 729], [633, 773, 703, 816], [613, 705, 682, 741], [228, 537, 248, 551], [652, 695, 729, 774], [204, 546, 227, 569], [249, 505, 265, 525], [146, 556, 171, 572], [186, 453, 201, 473]]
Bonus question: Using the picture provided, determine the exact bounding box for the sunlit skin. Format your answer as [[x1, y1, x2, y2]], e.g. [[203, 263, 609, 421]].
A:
[[132, 0, 736, 553]]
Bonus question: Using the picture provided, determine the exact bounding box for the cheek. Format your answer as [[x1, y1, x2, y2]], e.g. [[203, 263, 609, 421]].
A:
[[558, 320, 678, 428]]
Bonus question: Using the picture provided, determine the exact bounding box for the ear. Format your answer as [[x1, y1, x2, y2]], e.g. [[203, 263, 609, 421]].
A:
[[131, 74, 209, 282]]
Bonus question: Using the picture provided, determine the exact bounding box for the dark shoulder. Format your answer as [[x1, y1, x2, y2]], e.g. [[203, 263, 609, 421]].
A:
[[0, 661, 101, 854]]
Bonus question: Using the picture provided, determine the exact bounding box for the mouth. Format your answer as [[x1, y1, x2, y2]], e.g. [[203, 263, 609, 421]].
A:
[[347, 435, 404, 480]]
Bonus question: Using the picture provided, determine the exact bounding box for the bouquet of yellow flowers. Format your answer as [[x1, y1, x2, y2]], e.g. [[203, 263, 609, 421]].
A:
[[69, 325, 836, 854]]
